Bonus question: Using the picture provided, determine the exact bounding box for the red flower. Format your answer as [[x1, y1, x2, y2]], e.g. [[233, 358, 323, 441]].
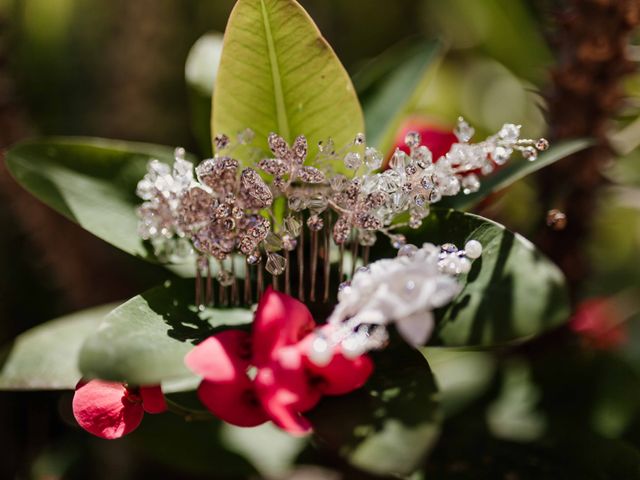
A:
[[185, 288, 373, 435], [72, 380, 166, 439], [571, 297, 627, 350]]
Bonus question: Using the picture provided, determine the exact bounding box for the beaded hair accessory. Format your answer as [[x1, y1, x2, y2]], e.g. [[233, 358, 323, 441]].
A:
[[136, 119, 548, 356]]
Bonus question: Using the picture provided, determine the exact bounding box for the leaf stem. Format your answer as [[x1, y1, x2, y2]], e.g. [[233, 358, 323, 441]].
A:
[[165, 398, 216, 422]]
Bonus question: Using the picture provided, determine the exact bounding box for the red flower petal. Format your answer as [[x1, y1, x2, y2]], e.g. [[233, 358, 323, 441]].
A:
[[198, 376, 269, 427], [72, 380, 144, 439], [140, 385, 167, 414], [571, 298, 627, 350], [252, 288, 315, 367], [254, 346, 322, 436], [299, 337, 374, 396], [185, 330, 252, 381]]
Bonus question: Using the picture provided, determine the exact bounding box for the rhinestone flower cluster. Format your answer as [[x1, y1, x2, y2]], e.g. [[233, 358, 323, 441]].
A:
[[136, 118, 546, 283]]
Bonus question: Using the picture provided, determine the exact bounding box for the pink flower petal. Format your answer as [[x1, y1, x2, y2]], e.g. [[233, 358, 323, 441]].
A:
[[140, 385, 167, 414], [254, 346, 321, 435], [72, 380, 144, 439], [185, 330, 252, 381], [252, 288, 315, 367], [198, 376, 269, 427], [299, 335, 374, 396]]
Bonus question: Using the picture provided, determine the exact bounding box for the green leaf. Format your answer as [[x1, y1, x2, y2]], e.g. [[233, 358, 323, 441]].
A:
[[185, 32, 224, 157], [78, 280, 253, 386], [212, 0, 364, 164], [439, 139, 592, 210], [5, 137, 193, 260], [356, 39, 441, 153], [0, 304, 118, 390], [132, 413, 257, 477], [309, 341, 441, 477], [412, 209, 570, 347]]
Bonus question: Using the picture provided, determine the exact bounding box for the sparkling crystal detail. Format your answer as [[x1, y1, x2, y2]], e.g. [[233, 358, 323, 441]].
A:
[[284, 215, 302, 237], [536, 138, 550, 151], [455, 117, 475, 143], [307, 215, 324, 231], [405, 131, 421, 149], [344, 152, 362, 170], [522, 146, 538, 161], [265, 252, 287, 275], [365, 147, 383, 170], [498, 123, 521, 143], [461, 174, 481, 195]]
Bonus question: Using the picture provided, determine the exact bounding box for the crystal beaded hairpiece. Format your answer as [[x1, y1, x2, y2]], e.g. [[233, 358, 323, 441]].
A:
[[136, 117, 548, 312]]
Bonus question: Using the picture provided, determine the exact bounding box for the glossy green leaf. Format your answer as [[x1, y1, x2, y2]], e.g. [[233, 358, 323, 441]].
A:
[[78, 280, 253, 386], [212, 0, 364, 164], [355, 39, 441, 153], [309, 341, 441, 477], [410, 209, 570, 346], [440, 139, 592, 210], [5, 137, 193, 260], [0, 304, 118, 390]]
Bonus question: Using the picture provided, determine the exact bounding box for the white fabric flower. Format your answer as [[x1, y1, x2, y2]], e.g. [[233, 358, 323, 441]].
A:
[[328, 243, 465, 347]]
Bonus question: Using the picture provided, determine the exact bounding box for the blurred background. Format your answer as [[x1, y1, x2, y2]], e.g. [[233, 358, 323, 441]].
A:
[[1, 0, 640, 478]]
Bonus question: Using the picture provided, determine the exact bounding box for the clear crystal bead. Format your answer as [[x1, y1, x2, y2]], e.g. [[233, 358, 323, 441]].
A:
[[405, 131, 421, 149], [461, 174, 480, 195], [307, 193, 328, 213], [344, 152, 362, 170], [493, 146, 512, 165], [288, 195, 305, 212], [455, 118, 475, 143], [391, 234, 406, 249], [282, 234, 298, 251], [247, 251, 262, 265], [284, 215, 302, 237], [498, 124, 521, 143], [264, 232, 283, 252], [389, 149, 408, 171], [330, 174, 349, 191], [441, 243, 458, 253], [522, 146, 538, 161], [365, 147, 383, 170], [398, 244, 418, 257], [266, 252, 287, 275]]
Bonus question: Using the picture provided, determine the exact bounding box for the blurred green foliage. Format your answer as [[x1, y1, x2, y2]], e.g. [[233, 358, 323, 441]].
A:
[[1, 0, 640, 478]]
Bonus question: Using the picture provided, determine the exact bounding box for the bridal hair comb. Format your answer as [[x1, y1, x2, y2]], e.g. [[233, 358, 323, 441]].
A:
[[136, 118, 548, 315]]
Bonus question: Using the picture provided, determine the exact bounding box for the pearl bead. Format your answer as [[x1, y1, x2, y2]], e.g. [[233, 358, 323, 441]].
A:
[[308, 336, 333, 367], [465, 240, 483, 259]]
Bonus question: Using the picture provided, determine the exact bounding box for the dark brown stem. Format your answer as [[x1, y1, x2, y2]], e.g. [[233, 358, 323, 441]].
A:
[[538, 0, 640, 299]]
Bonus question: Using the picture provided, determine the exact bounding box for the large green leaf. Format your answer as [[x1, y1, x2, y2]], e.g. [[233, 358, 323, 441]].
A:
[[5, 137, 192, 260], [439, 139, 592, 210], [411, 209, 570, 346], [0, 304, 117, 390], [212, 0, 364, 163], [78, 280, 253, 386], [309, 341, 441, 477], [355, 39, 441, 153]]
